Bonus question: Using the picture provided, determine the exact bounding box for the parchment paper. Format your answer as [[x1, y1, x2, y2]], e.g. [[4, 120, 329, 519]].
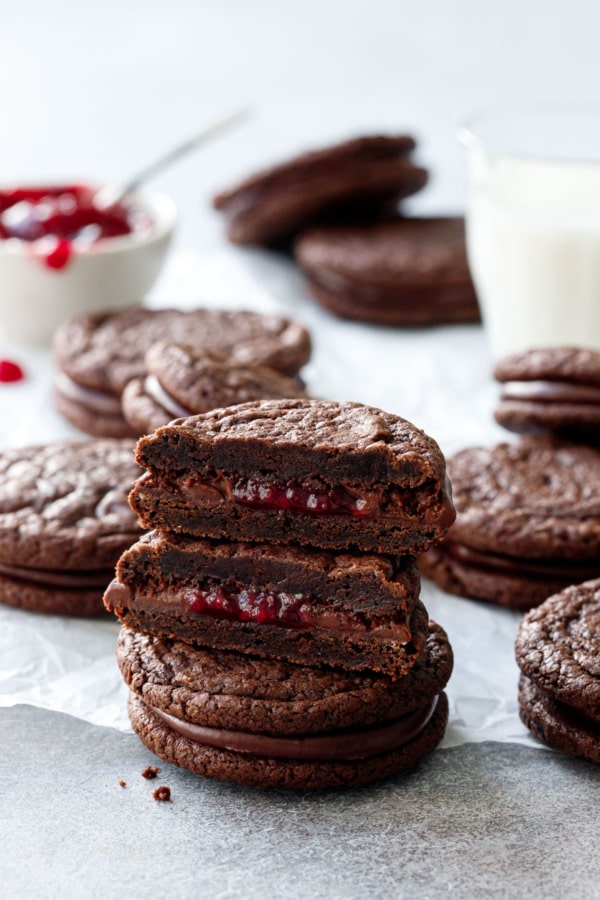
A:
[[0, 245, 538, 749]]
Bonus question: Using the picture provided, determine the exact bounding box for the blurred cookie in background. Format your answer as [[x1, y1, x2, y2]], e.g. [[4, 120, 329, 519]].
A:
[[122, 342, 310, 434], [53, 307, 311, 437], [213, 135, 428, 246], [494, 346, 600, 444], [295, 217, 480, 326]]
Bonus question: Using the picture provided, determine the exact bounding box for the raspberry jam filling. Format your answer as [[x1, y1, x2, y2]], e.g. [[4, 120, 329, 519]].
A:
[[0, 185, 151, 270], [230, 476, 372, 516], [179, 473, 377, 517], [185, 586, 311, 629], [181, 583, 410, 639]]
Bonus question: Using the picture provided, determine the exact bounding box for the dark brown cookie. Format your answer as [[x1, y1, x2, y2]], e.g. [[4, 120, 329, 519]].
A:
[[518, 676, 599, 766], [121, 342, 309, 435], [0, 439, 141, 616], [52, 308, 311, 437], [121, 617, 451, 789], [516, 580, 600, 763], [117, 621, 453, 735], [294, 217, 480, 326], [130, 399, 455, 555], [213, 135, 428, 246], [515, 580, 600, 719], [494, 346, 600, 443], [420, 439, 600, 610], [105, 532, 427, 679]]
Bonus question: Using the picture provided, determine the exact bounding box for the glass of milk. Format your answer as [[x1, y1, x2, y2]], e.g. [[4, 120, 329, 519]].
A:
[[458, 108, 600, 359]]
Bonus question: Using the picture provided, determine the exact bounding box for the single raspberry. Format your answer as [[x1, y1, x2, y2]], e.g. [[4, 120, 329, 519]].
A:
[[0, 359, 24, 383]]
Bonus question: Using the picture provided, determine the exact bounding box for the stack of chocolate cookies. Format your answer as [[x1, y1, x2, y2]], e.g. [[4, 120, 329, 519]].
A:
[[105, 399, 455, 789]]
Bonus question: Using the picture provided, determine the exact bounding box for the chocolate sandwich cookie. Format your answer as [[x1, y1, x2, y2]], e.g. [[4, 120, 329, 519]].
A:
[[118, 620, 452, 789], [213, 135, 428, 246], [105, 533, 427, 679], [294, 217, 480, 326], [0, 440, 141, 616], [515, 580, 600, 764], [494, 346, 600, 443], [53, 308, 311, 437], [420, 439, 600, 610], [130, 399, 455, 555], [121, 342, 309, 435]]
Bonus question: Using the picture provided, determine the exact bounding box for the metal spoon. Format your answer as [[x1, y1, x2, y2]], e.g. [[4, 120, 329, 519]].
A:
[[94, 107, 248, 209]]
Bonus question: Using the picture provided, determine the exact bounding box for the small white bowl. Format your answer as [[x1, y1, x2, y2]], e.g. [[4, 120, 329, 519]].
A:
[[0, 187, 176, 345]]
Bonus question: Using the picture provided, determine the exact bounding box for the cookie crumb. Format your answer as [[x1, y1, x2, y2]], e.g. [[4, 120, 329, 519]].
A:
[[153, 785, 171, 802], [141, 765, 160, 779], [119, 780, 127, 788]]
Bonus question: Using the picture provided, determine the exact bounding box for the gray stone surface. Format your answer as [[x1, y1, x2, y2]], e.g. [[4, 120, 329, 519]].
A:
[[1, 705, 599, 899]]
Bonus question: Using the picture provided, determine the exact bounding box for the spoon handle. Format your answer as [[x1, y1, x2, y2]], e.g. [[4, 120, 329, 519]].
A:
[[97, 107, 248, 207]]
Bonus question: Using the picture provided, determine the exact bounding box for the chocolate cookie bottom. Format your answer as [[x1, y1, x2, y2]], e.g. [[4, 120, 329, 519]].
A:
[[518, 676, 600, 766], [128, 690, 449, 790], [304, 274, 479, 327], [0, 574, 109, 617], [420, 542, 599, 611]]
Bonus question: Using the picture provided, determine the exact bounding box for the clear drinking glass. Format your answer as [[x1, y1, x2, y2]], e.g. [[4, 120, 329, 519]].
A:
[[458, 107, 600, 359]]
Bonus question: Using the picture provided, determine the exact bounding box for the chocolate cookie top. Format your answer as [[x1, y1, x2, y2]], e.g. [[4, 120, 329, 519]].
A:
[[447, 439, 600, 559], [137, 398, 449, 489], [121, 342, 309, 434], [515, 579, 600, 719], [117, 620, 452, 735], [0, 440, 141, 569], [53, 307, 312, 393], [213, 135, 428, 246], [295, 217, 473, 290], [494, 346, 600, 386]]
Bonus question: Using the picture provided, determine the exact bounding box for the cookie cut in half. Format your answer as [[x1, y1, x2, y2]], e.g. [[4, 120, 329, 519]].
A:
[[105, 533, 427, 680], [129, 399, 455, 556]]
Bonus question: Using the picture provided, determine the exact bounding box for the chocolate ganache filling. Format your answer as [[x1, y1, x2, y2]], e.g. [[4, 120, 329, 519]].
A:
[[150, 695, 439, 761]]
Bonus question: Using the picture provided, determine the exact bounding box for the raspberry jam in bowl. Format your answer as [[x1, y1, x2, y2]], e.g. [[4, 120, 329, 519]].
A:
[[0, 183, 176, 344]]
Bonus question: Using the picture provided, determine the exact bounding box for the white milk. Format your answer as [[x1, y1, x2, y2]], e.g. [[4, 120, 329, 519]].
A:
[[466, 154, 600, 358]]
